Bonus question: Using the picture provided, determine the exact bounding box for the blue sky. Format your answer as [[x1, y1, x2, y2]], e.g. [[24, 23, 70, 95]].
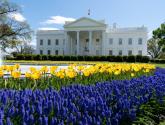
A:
[[11, 0, 165, 44]]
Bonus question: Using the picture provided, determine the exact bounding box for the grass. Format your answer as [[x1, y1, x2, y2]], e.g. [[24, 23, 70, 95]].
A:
[[3, 60, 165, 68]]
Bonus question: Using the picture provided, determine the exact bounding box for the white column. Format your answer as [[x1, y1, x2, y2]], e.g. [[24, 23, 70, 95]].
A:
[[64, 31, 68, 55], [89, 31, 92, 55], [76, 31, 80, 55], [102, 31, 105, 55], [71, 37, 72, 55]]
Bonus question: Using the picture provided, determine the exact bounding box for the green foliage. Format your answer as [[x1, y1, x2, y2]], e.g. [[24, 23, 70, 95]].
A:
[[133, 98, 165, 125], [11, 54, 151, 63], [148, 23, 165, 59]]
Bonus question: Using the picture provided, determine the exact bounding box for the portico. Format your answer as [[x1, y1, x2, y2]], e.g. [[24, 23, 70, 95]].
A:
[[64, 17, 107, 56]]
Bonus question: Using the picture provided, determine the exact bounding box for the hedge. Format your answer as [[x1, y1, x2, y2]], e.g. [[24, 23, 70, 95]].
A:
[[8, 54, 151, 63], [150, 59, 165, 64]]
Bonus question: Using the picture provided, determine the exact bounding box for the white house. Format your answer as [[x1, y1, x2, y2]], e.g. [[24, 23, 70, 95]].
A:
[[36, 17, 148, 56]]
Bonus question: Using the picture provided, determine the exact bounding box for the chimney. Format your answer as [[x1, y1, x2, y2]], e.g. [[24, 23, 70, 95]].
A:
[[113, 23, 117, 29]]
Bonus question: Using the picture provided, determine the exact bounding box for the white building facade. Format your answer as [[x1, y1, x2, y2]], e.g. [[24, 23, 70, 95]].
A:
[[36, 17, 148, 56]]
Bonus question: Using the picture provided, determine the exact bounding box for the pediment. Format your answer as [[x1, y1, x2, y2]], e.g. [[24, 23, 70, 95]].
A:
[[64, 17, 106, 28]]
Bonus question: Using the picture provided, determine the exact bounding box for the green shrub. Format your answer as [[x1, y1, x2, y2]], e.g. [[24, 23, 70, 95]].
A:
[[77, 56, 84, 61], [122, 56, 128, 62], [93, 56, 101, 61], [70, 56, 77, 61], [100, 56, 107, 61], [136, 55, 143, 62], [42, 55, 48, 60], [150, 59, 165, 63], [141, 56, 150, 63], [63, 56, 71, 61], [15, 54, 24, 60], [24, 55, 33, 60], [115, 56, 123, 62], [127, 55, 136, 62], [47, 55, 53, 60], [7, 54, 151, 63], [33, 55, 42, 60]]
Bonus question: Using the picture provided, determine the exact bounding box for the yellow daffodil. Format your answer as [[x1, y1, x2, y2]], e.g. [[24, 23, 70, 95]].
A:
[[131, 73, 135, 77], [11, 71, 21, 79], [83, 71, 90, 77], [0, 70, 4, 77], [31, 72, 41, 80], [66, 71, 77, 78], [50, 66, 58, 74], [114, 70, 121, 75], [40, 66, 49, 73], [25, 72, 31, 78], [30, 67, 37, 73]]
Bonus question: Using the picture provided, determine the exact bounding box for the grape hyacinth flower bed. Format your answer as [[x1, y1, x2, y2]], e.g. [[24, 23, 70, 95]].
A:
[[0, 68, 165, 125]]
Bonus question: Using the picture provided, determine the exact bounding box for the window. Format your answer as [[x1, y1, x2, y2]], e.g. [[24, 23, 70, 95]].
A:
[[109, 50, 113, 55], [128, 38, 132, 45], [55, 39, 59, 45], [40, 50, 43, 55], [119, 38, 122, 45], [119, 50, 122, 56], [55, 50, 58, 55], [128, 50, 132, 56], [109, 38, 113, 45], [86, 39, 89, 42], [96, 50, 99, 55], [138, 38, 143, 45], [138, 50, 142, 55], [47, 50, 51, 55], [96, 38, 100, 42], [48, 39, 51, 45], [40, 40, 43, 45]]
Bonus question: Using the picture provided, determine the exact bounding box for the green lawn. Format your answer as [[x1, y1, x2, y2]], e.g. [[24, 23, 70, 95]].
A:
[[3, 60, 165, 68], [154, 63, 165, 68]]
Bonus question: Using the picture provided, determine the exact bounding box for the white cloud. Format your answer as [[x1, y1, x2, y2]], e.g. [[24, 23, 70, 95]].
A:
[[42, 16, 76, 25], [8, 12, 26, 22], [38, 27, 59, 30]]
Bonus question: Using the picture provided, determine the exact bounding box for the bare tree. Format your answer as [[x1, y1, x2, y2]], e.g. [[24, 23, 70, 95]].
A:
[[0, 0, 33, 53]]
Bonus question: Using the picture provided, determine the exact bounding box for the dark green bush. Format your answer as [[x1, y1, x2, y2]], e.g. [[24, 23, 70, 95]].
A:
[[150, 59, 165, 63], [70, 56, 77, 61], [141, 56, 150, 63], [33, 55, 42, 60], [107, 56, 115, 62], [63, 56, 71, 61], [24, 54, 34, 60], [115, 56, 123, 62], [8, 54, 151, 63], [47, 55, 53, 60], [136, 55, 143, 62], [122, 56, 128, 62], [42, 55, 48, 60], [94, 56, 101, 61], [77, 56, 84, 61], [100, 56, 107, 61], [15, 54, 24, 60], [127, 55, 136, 62]]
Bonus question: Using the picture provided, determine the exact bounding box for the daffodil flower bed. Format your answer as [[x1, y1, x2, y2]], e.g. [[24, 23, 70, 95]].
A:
[[0, 63, 155, 90], [0, 68, 164, 125]]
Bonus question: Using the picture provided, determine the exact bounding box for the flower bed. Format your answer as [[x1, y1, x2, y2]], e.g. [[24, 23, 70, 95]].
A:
[[0, 63, 155, 90], [0, 68, 164, 125]]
